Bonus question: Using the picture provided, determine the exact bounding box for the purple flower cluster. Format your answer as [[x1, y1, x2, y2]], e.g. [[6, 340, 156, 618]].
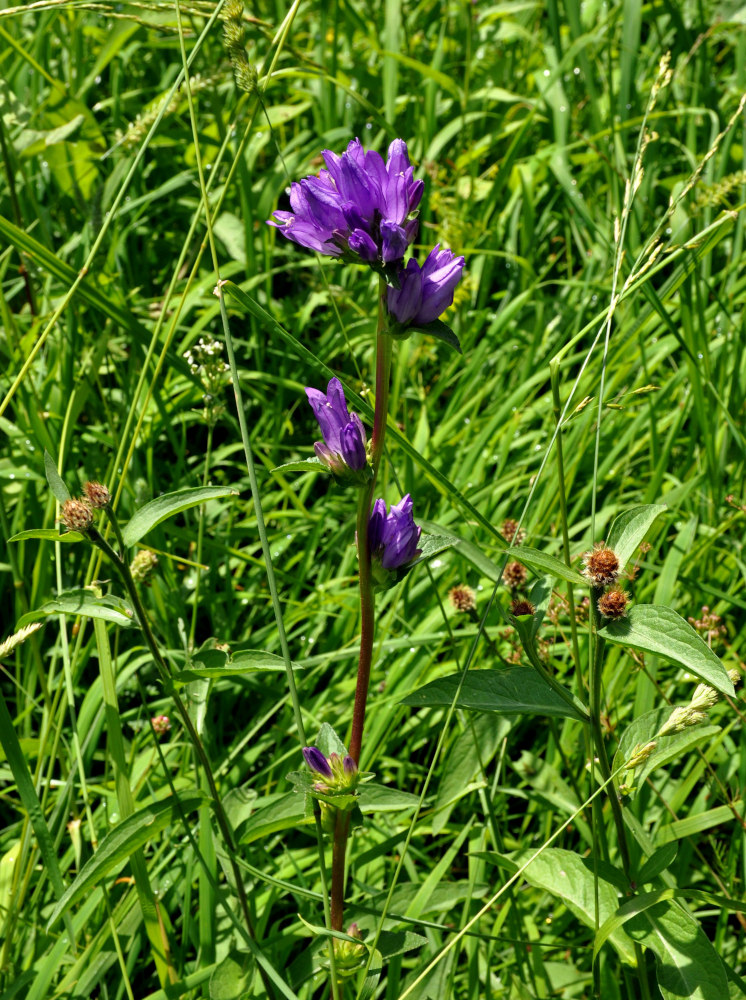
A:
[[269, 138, 422, 267], [369, 494, 421, 572], [387, 244, 465, 328], [303, 746, 358, 794], [305, 377, 368, 481]]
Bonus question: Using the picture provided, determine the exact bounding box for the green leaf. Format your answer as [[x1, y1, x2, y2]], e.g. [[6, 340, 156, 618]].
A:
[[357, 949, 383, 1000], [43, 450, 70, 504], [239, 792, 311, 844], [605, 504, 666, 570], [409, 319, 462, 354], [357, 783, 420, 814], [121, 486, 239, 548], [509, 848, 636, 965], [408, 533, 457, 567], [46, 792, 207, 930], [270, 457, 328, 475], [173, 648, 302, 682], [602, 605, 734, 697], [636, 843, 678, 886], [8, 528, 83, 543], [17, 590, 136, 629], [505, 545, 587, 587], [315, 722, 347, 758], [209, 950, 254, 1000], [402, 668, 586, 721], [626, 897, 728, 1000]]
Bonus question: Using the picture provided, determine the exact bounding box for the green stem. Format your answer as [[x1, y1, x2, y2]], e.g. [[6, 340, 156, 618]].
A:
[[518, 621, 589, 724], [86, 526, 261, 956], [332, 281, 392, 933], [588, 590, 651, 998], [549, 359, 582, 675], [189, 422, 214, 649]]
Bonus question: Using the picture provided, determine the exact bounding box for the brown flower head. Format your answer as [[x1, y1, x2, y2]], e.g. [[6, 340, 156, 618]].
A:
[[60, 498, 93, 532], [502, 560, 527, 590], [510, 598, 535, 617], [449, 584, 476, 613], [583, 545, 620, 587], [83, 481, 111, 509], [598, 586, 629, 619], [501, 518, 526, 545]]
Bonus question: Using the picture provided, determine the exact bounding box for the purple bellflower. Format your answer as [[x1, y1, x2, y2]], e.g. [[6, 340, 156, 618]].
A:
[[368, 494, 422, 587], [268, 138, 423, 274], [303, 746, 358, 795], [305, 377, 369, 483], [387, 244, 465, 329]]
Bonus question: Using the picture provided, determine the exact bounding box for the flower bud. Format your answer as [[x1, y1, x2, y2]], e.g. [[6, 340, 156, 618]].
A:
[[502, 560, 527, 591], [500, 518, 525, 545], [598, 586, 629, 619], [449, 584, 476, 613], [510, 599, 535, 617], [625, 741, 657, 769], [151, 715, 171, 736], [83, 481, 111, 509], [60, 498, 93, 532], [583, 545, 620, 587]]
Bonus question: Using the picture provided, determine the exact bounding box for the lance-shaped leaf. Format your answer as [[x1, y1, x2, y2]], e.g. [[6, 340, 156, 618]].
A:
[[602, 605, 734, 697], [44, 450, 70, 504], [8, 529, 84, 544], [121, 486, 239, 548], [402, 668, 586, 722], [605, 504, 666, 571], [17, 590, 136, 629], [505, 545, 587, 587], [47, 792, 207, 930]]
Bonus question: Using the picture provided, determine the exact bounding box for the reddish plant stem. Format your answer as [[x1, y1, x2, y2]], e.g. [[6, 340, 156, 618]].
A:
[[330, 280, 391, 932]]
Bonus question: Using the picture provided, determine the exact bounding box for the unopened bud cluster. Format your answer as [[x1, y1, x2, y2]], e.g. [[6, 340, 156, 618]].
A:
[[84, 481, 111, 509], [449, 584, 476, 613], [500, 518, 526, 545], [333, 923, 366, 978], [151, 715, 171, 736], [60, 498, 94, 532], [60, 481, 113, 533], [658, 669, 741, 737], [502, 560, 527, 591], [303, 746, 359, 797], [583, 545, 620, 587], [598, 586, 629, 620], [510, 598, 535, 617], [130, 549, 159, 584], [184, 337, 230, 426]]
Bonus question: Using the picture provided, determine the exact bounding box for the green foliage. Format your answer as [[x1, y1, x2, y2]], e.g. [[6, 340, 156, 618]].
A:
[[0, 0, 744, 997]]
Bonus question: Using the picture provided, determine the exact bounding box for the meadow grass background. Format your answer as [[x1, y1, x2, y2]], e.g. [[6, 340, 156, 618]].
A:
[[1, 0, 746, 997]]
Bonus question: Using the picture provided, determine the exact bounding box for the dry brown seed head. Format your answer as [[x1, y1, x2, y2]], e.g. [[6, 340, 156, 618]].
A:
[[502, 561, 528, 590], [61, 498, 93, 532], [500, 518, 525, 545], [449, 584, 476, 613], [583, 545, 620, 586], [83, 481, 111, 509], [510, 599, 535, 617], [598, 586, 629, 619]]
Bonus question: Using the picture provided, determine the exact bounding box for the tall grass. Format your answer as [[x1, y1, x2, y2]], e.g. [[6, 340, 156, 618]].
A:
[[1, 1, 745, 998]]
